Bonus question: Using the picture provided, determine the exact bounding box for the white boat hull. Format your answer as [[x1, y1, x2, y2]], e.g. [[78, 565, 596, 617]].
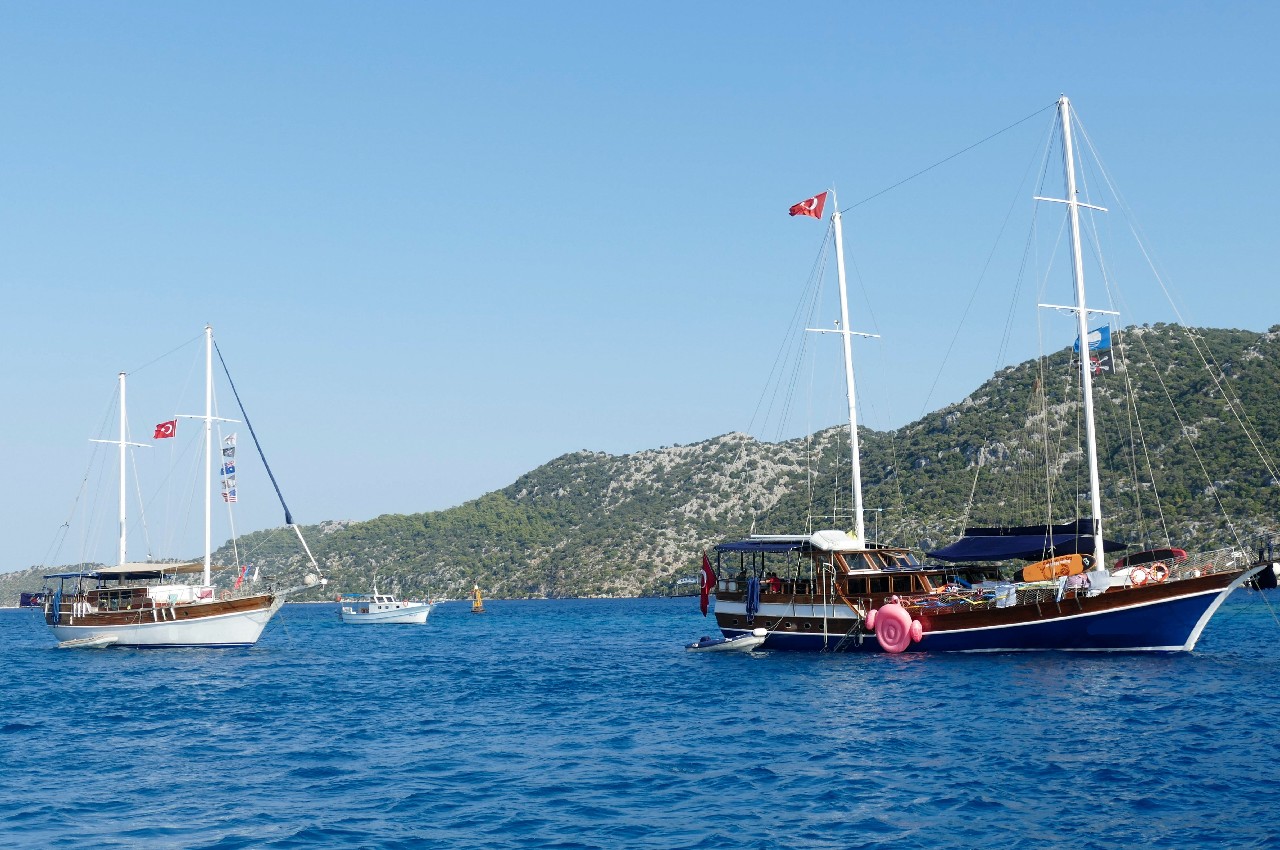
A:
[[340, 603, 431, 624], [47, 602, 276, 648]]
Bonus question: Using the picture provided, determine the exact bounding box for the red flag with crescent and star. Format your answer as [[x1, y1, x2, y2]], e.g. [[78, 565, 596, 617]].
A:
[[700, 551, 716, 616], [788, 191, 827, 219], [153, 419, 177, 439]]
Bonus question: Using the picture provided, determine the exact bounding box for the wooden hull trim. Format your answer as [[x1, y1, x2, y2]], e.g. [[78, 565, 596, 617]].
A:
[[710, 566, 1262, 653], [46, 594, 277, 647]]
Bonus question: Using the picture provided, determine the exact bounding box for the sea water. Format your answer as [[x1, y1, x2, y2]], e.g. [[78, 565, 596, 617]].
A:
[[2, 594, 1279, 849]]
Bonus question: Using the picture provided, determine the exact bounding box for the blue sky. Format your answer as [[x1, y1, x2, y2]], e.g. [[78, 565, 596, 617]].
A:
[[2, 2, 1277, 571]]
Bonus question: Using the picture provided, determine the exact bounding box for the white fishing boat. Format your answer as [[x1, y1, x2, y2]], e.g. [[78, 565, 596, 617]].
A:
[[704, 96, 1274, 653], [340, 585, 432, 624], [41, 326, 324, 648]]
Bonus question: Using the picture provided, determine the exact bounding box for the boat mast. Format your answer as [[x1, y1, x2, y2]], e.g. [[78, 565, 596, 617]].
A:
[[830, 192, 866, 543], [204, 324, 213, 587], [91, 372, 149, 565], [1058, 96, 1106, 566], [118, 372, 128, 565]]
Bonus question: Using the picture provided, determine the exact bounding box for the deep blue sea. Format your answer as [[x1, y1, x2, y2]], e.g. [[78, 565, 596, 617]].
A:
[[3, 593, 1280, 849]]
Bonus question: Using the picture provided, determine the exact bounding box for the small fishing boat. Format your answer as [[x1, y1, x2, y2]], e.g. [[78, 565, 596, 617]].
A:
[[339, 585, 432, 625], [686, 628, 768, 652]]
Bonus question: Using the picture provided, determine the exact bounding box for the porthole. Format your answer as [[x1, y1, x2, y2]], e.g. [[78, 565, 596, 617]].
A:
[[802, 622, 812, 630], [783, 621, 795, 630]]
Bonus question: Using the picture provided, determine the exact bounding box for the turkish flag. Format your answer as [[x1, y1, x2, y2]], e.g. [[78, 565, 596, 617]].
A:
[[788, 191, 827, 219], [700, 551, 717, 617], [153, 419, 177, 439]]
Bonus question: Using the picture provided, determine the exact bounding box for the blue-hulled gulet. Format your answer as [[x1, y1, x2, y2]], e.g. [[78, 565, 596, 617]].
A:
[[706, 96, 1272, 653]]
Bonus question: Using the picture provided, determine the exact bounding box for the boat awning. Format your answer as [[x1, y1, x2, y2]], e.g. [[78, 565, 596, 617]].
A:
[[715, 538, 809, 554], [928, 521, 1127, 563], [715, 530, 870, 555], [44, 562, 207, 581]]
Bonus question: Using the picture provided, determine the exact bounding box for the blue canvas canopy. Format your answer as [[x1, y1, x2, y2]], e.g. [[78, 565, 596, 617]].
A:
[[928, 520, 1127, 563]]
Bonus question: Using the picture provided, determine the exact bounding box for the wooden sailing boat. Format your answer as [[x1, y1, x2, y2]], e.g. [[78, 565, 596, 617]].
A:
[[42, 326, 323, 648], [705, 96, 1274, 653]]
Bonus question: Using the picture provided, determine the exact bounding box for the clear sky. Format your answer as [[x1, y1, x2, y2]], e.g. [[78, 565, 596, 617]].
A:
[[2, 2, 1277, 571]]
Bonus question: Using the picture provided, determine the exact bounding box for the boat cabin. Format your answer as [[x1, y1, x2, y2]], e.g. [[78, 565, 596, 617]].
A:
[[43, 562, 216, 621], [713, 531, 992, 609]]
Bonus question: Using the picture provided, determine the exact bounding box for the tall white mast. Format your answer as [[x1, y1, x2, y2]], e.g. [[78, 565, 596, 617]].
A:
[[118, 372, 129, 565], [1058, 96, 1106, 567], [91, 372, 148, 565], [830, 193, 866, 543], [203, 324, 213, 587]]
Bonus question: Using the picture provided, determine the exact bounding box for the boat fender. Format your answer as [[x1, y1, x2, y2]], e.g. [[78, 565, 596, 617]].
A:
[[1130, 567, 1150, 587], [1150, 562, 1169, 583], [868, 601, 922, 654]]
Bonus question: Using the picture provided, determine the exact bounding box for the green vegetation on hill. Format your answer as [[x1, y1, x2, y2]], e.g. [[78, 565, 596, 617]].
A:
[[5, 324, 1279, 605]]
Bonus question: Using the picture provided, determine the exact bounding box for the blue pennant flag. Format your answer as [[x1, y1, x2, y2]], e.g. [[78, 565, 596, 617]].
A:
[[1073, 325, 1112, 354]]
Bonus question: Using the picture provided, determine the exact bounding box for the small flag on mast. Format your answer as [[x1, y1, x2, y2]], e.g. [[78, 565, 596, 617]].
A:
[[700, 551, 717, 617], [153, 420, 177, 439], [788, 192, 827, 219]]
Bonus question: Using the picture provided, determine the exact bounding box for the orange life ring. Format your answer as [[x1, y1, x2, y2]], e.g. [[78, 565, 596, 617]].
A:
[[1130, 567, 1150, 587], [1150, 562, 1169, 583], [220, 589, 232, 601]]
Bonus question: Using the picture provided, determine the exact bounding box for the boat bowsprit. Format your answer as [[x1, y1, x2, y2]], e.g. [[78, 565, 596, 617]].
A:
[[686, 627, 768, 652]]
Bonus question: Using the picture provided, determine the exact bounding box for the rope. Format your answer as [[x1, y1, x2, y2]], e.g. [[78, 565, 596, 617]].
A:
[[213, 341, 295, 527], [841, 101, 1058, 213]]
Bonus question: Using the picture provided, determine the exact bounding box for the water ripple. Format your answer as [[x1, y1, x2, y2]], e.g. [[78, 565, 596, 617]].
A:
[[3, 594, 1280, 848]]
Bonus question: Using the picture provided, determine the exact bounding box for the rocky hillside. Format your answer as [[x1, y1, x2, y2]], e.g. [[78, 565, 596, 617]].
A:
[[5, 324, 1279, 605]]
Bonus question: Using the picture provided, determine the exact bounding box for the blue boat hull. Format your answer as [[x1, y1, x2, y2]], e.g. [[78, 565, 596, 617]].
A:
[[715, 567, 1261, 653]]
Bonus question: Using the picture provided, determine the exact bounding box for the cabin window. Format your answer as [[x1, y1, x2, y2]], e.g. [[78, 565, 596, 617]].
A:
[[891, 575, 913, 593], [868, 576, 889, 594], [845, 578, 864, 595], [845, 553, 874, 571]]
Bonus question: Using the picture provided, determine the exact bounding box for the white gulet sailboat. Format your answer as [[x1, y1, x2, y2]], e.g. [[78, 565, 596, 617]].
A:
[[704, 96, 1275, 653], [43, 326, 324, 648]]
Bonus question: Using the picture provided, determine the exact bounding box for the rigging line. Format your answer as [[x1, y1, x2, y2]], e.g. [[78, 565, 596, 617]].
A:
[[742, 223, 831, 509], [1116, 330, 1172, 548], [919, 109, 1059, 419], [1129, 328, 1244, 551], [127, 446, 154, 561], [213, 341, 296, 527], [1075, 118, 1280, 481], [125, 331, 203, 377], [1036, 324, 1056, 532], [775, 253, 827, 443], [840, 101, 1058, 213]]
